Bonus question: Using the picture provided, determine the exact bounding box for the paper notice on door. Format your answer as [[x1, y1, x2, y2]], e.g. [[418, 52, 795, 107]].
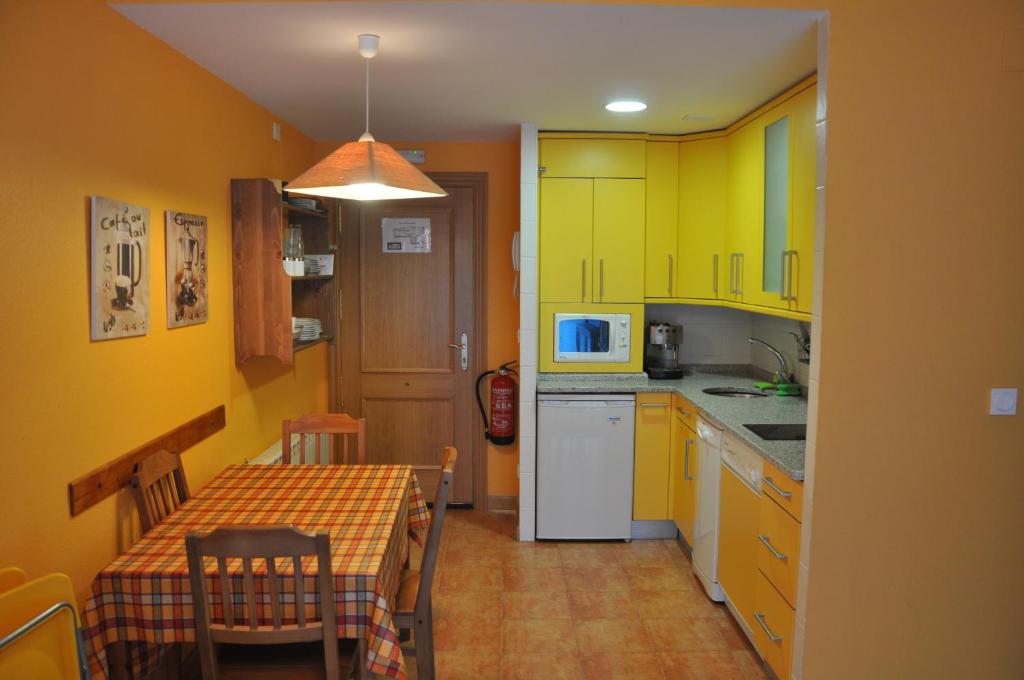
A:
[[382, 218, 431, 253]]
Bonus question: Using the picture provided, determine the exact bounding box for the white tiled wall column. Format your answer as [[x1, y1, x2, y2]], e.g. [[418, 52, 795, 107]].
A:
[[517, 123, 539, 541], [791, 14, 828, 680]]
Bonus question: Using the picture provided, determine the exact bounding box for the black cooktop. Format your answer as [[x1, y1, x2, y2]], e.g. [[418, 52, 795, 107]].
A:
[[743, 423, 807, 441]]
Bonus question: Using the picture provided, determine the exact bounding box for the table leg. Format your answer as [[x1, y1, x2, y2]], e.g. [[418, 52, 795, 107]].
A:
[[354, 637, 370, 680]]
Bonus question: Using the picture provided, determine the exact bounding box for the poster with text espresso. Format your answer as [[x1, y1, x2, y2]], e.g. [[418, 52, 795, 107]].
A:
[[165, 210, 208, 328], [90, 196, 150, 340]]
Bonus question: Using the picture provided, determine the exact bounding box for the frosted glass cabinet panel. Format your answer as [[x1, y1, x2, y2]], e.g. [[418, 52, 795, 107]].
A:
[[762, 116, 790, 294]]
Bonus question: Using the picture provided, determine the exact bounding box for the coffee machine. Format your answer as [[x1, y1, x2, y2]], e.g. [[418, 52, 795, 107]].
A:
[[644, 322, 684, 380]]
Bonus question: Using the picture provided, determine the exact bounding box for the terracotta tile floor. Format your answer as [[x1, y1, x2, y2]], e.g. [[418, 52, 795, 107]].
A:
[[392, 509, 769, 680]]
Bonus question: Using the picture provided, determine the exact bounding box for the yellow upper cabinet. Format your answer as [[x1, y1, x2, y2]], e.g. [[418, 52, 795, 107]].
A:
[[644, 142, 679, 298], [593, 179, 645, 303], [677, 137, 727, 300], [540, 139, 646, 178], [787, 86, 817, 314], [539, 178, 594, 303], [726, 118, 766, 307]]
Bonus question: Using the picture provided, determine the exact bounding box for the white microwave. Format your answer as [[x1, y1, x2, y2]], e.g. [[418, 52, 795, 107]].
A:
[[553, 313, 631, 363]]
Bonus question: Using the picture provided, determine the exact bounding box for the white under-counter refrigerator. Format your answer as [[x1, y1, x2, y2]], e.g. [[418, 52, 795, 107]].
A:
[[536, 393, 635, 540]]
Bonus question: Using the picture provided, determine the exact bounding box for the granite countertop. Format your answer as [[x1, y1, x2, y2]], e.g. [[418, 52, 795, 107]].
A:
[[536, 370, 808, 481]]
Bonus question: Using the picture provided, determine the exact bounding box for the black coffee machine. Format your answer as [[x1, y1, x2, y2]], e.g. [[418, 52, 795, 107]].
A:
[[644, 322, 684, 380]]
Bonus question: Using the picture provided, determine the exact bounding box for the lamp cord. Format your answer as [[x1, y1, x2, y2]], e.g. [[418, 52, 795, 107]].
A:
[[364, 56, 370, 138]]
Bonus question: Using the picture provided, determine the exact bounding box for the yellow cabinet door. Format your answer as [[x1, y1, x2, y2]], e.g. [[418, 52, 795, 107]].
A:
[[539, 178, 593, 303], [540, 139, 646, 178], [718, 463, 760, 629], [725, 120, 766, 306], [633, 393, 672, 520], [787, 85, 817, 314], [593, 179, 645, 303], [753, 571, 796, 680], [757, 493, 802, 608], [678, 138, 727, 299], [645, 142, 678, 298], [671, 418, 699, 545]]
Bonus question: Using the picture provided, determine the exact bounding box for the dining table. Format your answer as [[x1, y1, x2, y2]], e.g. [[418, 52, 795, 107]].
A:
[[81, 463, 431, 680]]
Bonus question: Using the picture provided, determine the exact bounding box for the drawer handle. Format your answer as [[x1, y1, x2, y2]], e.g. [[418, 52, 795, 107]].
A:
[[763, 477, 792, 499], [675, 407, 692, 418], [683, 440, 693, 481], [758, 534, 788, 562], [754, 612, 783, 643], [639, 403, 669, 409]]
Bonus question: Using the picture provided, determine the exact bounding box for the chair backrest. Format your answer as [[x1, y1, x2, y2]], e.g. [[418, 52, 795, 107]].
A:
[[0, 572, 89, 680], [131, 449, 191, 533], [416, 447, 457, 614], [185, 526, 339, 680], [282, 413, 366, 465]]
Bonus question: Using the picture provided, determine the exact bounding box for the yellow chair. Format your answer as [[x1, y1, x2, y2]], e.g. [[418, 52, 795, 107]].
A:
[[0, 568, 27, 595], [0, 572, 89, 679]]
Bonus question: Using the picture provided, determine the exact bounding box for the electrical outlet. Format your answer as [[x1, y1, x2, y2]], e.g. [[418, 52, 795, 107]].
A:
[[272, 121, 281, 141], [989, 388, 1018, 416]]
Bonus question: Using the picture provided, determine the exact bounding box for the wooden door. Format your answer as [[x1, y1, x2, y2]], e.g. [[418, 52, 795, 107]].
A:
[[539, 178, 593, 303], [592, 178, 645, 303], [338, 175, 484, 505]]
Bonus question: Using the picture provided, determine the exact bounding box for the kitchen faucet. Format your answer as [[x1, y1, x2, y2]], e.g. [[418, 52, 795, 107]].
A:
[[748, 337, 793, 385]]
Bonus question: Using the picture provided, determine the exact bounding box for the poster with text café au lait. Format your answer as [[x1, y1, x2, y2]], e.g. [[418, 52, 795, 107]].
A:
[[90, 196, 150, 340]]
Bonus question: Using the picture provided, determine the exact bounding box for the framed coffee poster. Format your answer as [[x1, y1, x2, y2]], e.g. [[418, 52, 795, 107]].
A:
[[90, 196, 150, 340], [165, 210, 208, 328]]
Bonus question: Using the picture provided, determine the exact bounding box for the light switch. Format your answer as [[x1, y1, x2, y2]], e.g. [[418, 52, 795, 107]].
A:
[[989, 388, 1018, 416]]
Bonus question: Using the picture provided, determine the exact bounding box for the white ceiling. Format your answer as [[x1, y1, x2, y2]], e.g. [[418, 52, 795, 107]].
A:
[[113, 2, 819, 142]]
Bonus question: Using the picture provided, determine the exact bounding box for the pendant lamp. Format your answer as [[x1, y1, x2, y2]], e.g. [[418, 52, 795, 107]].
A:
[[287, 34, 446, 201]]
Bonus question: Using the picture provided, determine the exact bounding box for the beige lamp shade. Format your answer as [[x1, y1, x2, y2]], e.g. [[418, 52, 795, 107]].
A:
[[286, 140, 447, 201]]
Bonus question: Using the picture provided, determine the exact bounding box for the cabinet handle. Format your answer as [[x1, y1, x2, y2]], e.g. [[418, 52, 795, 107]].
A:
[[758, 534, 788, 562], [712, 254, 718, 296], [728, 254, 735, 295], [786, 250, 797, 301], [675, 406, 692, 418], [737, 253, 743, 296], [639, 403, 669, 409], [754, 612, 783, 643], [683, 439, 693, 481], [780, 250, 788, 301], [667, 254, 673, 296], [581, 259, 587, 302], [599, 259, 605, 301], [762, 476, 792, 499]]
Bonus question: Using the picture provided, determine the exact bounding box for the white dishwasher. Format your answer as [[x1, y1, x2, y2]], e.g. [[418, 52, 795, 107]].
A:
[[536, 394, 635, 540]]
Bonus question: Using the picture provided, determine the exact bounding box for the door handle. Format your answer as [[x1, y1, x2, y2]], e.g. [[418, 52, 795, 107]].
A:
[[447, 332, 469, 371], [712, 254, 718, 296], [599, 259, 605, 301], [758, 534, 788, 562], [581, 259, 587, 302], [754, 612, 783, 643], [667, 254, 673, 296], [780, 250, 788, 300]]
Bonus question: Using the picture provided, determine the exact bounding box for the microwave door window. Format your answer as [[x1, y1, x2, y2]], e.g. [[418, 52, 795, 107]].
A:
[[558, 319, 611, 353]]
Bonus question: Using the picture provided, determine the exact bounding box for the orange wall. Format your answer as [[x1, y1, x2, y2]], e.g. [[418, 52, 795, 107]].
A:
[[0, 1, 327, 599], [314, 140, 521, 498]]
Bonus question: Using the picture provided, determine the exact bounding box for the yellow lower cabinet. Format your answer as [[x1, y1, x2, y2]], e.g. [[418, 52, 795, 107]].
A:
[[753, 571, 796, 680], [718, 462, 759, 628], [671, 416, 698, 545], [633, 393, 672, 520], [757, 492, 802, 607], [761, 460, 804, 522]]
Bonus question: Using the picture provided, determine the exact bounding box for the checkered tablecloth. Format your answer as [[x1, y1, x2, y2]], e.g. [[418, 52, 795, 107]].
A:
[[82, 464, 430, 680]]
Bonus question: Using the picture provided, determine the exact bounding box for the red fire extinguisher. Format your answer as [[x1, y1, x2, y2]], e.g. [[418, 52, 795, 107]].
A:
[[476, 361, 517, 445]]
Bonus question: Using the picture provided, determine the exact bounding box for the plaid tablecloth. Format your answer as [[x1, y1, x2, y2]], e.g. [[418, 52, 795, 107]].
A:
[[82, 464, 430, 680]]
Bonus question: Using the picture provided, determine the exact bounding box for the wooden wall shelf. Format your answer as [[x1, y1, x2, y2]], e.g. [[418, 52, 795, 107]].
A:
[[231, 179, 338, 365]]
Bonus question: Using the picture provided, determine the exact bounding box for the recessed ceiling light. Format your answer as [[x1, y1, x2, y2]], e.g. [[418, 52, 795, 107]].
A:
[[606, 100, 647, 113]]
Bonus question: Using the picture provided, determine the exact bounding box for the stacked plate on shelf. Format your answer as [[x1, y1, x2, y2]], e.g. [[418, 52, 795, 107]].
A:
[[288, 197, 319, 210], [303, 257, 322, 276], [292, 317, 322, 343]]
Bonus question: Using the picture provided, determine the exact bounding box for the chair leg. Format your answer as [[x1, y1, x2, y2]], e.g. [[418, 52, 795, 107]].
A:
[[413, 603, 435, 680], [353, 637, 370, 680]]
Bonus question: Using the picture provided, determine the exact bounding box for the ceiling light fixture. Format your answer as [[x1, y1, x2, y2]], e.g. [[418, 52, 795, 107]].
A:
[[606, 100, 647, 113], [286, 34, 446, 201]]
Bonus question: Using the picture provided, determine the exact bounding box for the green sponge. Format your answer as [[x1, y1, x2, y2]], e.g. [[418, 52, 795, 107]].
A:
[[753, 381, 775, 390], [775, 383, 802, 396]]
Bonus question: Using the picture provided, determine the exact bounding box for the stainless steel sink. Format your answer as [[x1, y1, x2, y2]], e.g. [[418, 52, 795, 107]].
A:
[[702, 387, 769, 398]]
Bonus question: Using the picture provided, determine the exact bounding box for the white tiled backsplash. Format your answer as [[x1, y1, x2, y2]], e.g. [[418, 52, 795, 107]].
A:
[[645, 304, 810, 386]]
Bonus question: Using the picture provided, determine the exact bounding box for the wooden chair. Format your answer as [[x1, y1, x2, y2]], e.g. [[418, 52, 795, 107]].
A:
[[393, 446, 457, 680], [282, 413, 366, 465], [130, 449, 191, 533], [185, 526, 366, 680]]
